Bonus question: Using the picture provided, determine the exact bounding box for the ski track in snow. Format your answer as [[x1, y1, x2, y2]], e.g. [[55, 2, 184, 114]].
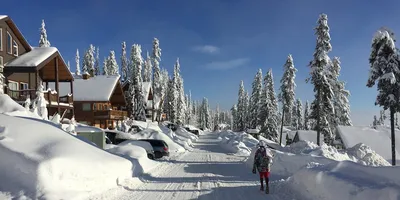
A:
[[89, 133, 287, 200]]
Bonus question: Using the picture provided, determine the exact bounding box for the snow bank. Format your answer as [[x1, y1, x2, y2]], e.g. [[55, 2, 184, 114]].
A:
[[286, 161, 400, 200], [0, 94, 40, 119], [218, 131, 259, 156], [130, 129, 185, 152], [0, 114, 132, 199], [105, 141, 157, 175]]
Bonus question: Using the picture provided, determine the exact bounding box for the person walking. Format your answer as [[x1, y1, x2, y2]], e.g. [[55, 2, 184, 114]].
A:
[[252, 141, 273, 194]]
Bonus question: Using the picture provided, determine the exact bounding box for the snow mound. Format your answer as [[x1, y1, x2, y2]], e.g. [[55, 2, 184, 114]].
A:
[[0, 114, 132, 199], [105, 142, 157, 175], [218, 131, 258, 156], [0, 94, 40, 119], [286, 161, 400, 200], [346, 143, 390, 166], [130, 129, 185, 152]]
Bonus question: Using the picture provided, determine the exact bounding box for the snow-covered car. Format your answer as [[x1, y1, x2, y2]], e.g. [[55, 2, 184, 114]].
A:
[[117, 140, 155, 160]]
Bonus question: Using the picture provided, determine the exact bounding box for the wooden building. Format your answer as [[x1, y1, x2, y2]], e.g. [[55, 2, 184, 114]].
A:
[[0, 15, 74, 117]]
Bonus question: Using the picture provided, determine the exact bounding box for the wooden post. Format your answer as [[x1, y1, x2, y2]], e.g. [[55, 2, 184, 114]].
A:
[[35, 71, 38, 90], [28, 73, 31, 89], [55, 57, 60, 114]]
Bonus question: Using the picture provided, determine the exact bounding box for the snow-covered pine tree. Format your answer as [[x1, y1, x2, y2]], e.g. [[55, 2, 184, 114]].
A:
[[170, 73, 178, 123], [236, 81, 247, 131], [35, 83, 48, 120], [244, 91, 250, 130], [308, 13, 335, 145], [95, 47, 100, 76], [214, 104, 220, 128], [304, 100, 310, 130], [165, 77, 176, 121], [152, 38, 162, 121], [66, 61, 70, 71], [296, 99, 303, 130], [260, 69, 279, 142], [330, 57, 352, 126], [39, 20, 51, 47], [173, 58, 186, 125], [258, 73, 269, 131], [75, 49, 81, 75], [373, 115, 378, 128], [396, 113, 399, 129], [82, 45, 95, 76], [159, 68, 169, 121], [249, 69, 263, 129], [200, 97, 211, 130], [367, 28, 400, 165], [102, 57, 108, 75], [143, 51, 153, 82], [121, 42, 129, 82], [107, 51, 119, 76], [130, 44, 146, 121], [279, 54, 297, 126]]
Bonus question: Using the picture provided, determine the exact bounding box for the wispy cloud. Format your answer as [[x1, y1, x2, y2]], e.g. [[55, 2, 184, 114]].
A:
[[193, 45, 220, 54], [204, 58, 250, 70]]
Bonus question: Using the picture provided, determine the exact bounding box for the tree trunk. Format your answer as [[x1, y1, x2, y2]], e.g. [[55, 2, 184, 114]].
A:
[[316, 88, 321, 146], [279, 107, 285, 146], [390, 106, 396, 166]]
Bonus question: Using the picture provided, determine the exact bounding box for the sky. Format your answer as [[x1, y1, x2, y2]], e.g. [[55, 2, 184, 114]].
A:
[[3, 0, 400, 125]]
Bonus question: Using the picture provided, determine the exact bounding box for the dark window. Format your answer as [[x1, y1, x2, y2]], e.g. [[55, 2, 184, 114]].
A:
[[82, 103, 91, 111], [7, 31, 12, 54]]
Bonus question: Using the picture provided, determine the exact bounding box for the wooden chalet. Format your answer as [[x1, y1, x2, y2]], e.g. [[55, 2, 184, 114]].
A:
[[64, 74, 127, 129], [0, 15, 74, 117]]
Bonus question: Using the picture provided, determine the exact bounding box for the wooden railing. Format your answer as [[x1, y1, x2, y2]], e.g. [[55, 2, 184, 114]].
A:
[[7, 89, 73, 106], [94, 110, 128, 120]]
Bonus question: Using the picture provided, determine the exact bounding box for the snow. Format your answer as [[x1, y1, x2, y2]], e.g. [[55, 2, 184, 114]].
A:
[[6, 47, 57, 67], [0, 94, 40, 119], [117, 140, 153, 152], [0, 114, 133, 199], [142, 82, 152, 102], [105, 142, 157, 175], [337, 125, 400, 163], [218, 131, 259, 156], [130, 129, 185, 152], [295, 130, 323, 145], [57, 75, 121, 101], [0, 15, 7, 20]]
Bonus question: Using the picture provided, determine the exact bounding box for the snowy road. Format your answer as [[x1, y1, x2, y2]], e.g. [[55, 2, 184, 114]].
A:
[[90, 133, 285, 200]]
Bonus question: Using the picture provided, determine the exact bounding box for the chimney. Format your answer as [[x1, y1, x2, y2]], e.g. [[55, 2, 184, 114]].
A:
[[82, 73, 90, 80]]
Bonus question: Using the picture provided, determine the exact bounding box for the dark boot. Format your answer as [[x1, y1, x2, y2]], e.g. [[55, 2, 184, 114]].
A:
[[260, 178, 264, 191], [265, 177, 269, 194]]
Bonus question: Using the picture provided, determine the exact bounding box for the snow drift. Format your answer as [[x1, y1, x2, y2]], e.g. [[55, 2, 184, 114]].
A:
[[0, 114, 132, 199], [130, 129, 185, 152], [218, 131, 259, 156]]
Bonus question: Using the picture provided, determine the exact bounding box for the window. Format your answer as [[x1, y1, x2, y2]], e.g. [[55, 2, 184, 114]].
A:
[[13, 40, 18, 56], [0, 28, 2, 51], [82, 103, 91, 111], [20, 83, 28, 90], [7, 31, 11, 54], [8, 81, 18, 99]]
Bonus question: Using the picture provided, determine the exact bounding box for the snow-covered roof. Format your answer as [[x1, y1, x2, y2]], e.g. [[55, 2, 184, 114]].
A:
[[72, 75, 121, 101], [337, 125, 400, 162], [0, 15, 7, 20], [6, 47, 58, 67], [295, 130, 322, 145]]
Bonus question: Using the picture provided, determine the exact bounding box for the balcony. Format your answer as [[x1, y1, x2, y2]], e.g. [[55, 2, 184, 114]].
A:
[[7, 89, 73, 106], [93, 110, 128, 120]]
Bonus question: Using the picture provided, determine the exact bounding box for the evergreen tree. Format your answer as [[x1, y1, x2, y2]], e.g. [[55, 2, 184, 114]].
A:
[[373, 115, 378, 128], [152, 38, 162, 121], [121, 42, 129, 82], [102, 57, 108, 75], [296, 99, 303, 130], [173, 58, 186, 124], [236, 81, 247, 131], [291, 102, 298, 129], [367, 28, 400, 165], [258, 73, 269, 130], [244, 91, 250, 130], [304, 100, 310, 130], [214, 104, 220, 127], [82, 45, 95, 76], [130, 44, 146, 121], [39, 19, 50, 47], [308, 13, 335, 145], [260, 69, 279, 142], [143, 51, 153, 82], [330, 57, 352, 126], [249, 69, 263, 128], [279, 54, 297, 126], [67, 61, 70, 71], [95, 47, 100, 76], [107, 50, 119, 75], [199, 97, 210, 130], [75, 49, 81, 75]]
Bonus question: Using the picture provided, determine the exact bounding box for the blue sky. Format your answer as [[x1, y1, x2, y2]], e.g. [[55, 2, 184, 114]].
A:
[[3, 0, 400, 125]]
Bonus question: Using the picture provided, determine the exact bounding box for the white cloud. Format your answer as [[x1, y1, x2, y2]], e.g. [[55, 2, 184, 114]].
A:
[[204, 58, 249, 70], [193, 45, 220, 54]]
